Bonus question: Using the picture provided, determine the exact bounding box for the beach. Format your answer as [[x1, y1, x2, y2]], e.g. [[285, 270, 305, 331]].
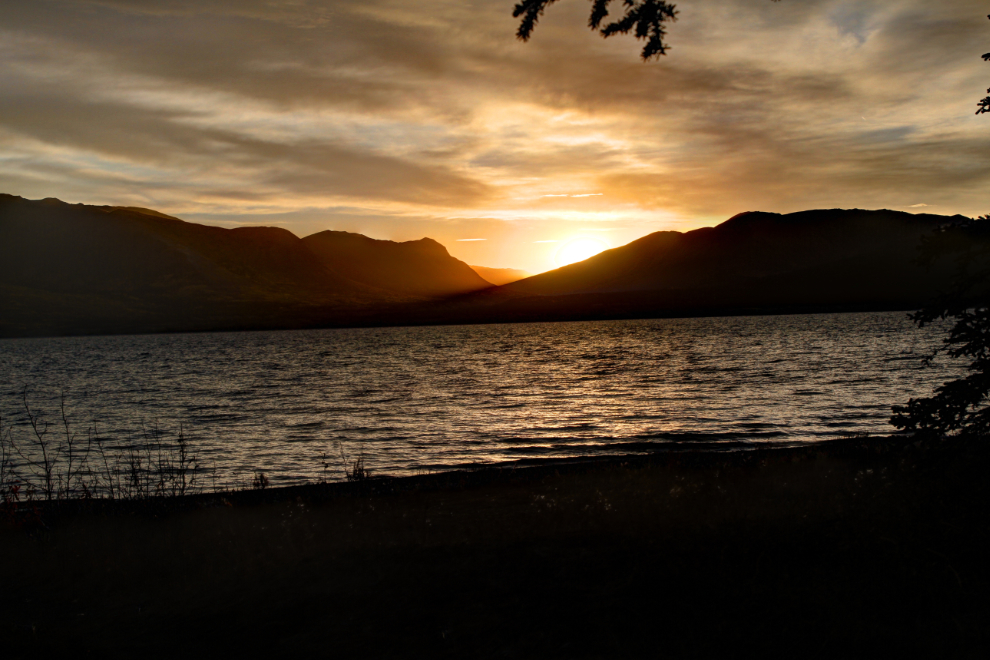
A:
[[3, 435, 987, 658]]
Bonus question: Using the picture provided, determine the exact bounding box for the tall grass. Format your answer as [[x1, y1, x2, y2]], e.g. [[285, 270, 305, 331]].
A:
[[0, 392, 370, 519], [0, 392, 204, 507]]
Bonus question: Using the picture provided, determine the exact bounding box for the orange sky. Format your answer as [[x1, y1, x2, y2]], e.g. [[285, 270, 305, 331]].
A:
[[0, 0, 987, 272]]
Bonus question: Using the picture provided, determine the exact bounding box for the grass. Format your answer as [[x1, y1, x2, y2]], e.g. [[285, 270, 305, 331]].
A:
[[0, 432, 988, 658], [0, 393, 389, 516], [0, 392, 205, 505], [0, 392, 353, 524]]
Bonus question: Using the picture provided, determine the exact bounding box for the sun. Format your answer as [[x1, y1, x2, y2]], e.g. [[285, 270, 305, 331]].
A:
[[554, 237, 610, 268]]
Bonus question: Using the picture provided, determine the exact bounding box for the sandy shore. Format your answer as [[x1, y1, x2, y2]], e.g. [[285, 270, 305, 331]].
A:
[[2, 436, 988, 658]]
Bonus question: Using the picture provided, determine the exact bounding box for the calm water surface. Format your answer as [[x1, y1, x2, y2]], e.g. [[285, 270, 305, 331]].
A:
[[0, 313, 961, 486]]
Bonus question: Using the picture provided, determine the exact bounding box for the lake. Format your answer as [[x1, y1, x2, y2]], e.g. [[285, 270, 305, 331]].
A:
[[0, 312, 961, 488]]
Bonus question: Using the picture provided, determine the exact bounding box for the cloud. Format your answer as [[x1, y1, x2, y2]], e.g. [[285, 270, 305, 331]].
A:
[[0, 0, 987, 273], [456, 238, 487, 241], [0, 63, 492, 207]]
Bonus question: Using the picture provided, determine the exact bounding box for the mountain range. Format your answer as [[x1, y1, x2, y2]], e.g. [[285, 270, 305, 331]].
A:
[[0, 194, 980, 337], [474, 208, 969, 321], [0, 194, 488, 337]]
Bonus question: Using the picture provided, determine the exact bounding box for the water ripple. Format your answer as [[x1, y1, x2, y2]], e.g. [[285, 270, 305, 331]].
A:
[[0, 312, 962, 485]]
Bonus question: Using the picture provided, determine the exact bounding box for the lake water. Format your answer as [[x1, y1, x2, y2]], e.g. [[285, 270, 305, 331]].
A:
[[0, 312, 962, 487]]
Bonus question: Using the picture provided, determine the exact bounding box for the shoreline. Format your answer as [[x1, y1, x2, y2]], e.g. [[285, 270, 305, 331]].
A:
[[3, 433, 986, 657], [6, 433, 911, 521]]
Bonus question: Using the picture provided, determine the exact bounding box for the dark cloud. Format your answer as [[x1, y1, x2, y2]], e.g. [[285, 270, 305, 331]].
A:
[[599, 130, 990, 217], [0, 1, 476, 115], [0, 79, 490, 206]]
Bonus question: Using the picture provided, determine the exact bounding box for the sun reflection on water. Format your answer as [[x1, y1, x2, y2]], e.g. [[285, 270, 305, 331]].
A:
[[0, 313, 961, 487]]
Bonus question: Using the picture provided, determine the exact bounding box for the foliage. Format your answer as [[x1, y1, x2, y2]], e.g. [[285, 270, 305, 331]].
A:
[[890, 18, 990, 439], [980, 15, 990, 115], [890, 217, 990, 438], [891, 215, 990, 436], [513, 0, 680, 59], [252, 471, 270, 490], [335, 439, 372, 481], [513, 0, 790, 60], [0, 392, 376, 521], [0, 393, 201, 505]]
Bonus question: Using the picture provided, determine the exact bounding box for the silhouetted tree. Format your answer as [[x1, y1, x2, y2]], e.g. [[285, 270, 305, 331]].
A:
[[980, 15, 990, 115], [890, 217, 990, 438], [890, 15, 990, 439], [513, 0, 780, 60], [513, 0, 680, 59]]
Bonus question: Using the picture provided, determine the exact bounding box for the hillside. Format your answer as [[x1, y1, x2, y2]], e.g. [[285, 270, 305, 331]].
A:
[[303, 230, 490, 298], [448, 208, 973, 322], [0, 195, 487, 337], [505, 209, 961, 298], [1, 198, 982, 337], [402, 208, 988, 327]]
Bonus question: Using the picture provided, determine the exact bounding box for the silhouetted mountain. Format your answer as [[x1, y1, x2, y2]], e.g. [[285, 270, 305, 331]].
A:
[[2, 198, 982, 337], [424, 209, 981, 325], [0, 194, 486, 337], [505, 209, 963, 298], [303, 231, 490, 298], [469, 265, 531, 286]]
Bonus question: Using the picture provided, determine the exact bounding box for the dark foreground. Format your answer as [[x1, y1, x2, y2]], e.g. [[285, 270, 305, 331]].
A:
[[2, 436, 988, 659]]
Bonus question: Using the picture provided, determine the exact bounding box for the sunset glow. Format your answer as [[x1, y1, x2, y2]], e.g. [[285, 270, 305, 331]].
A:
[[0, 0, 985, 274], [555, 237, 610, 267]]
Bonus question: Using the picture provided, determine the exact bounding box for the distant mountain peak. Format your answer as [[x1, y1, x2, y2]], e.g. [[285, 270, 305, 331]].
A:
[[404, 237, 450, 256], [302, 229, 488, 297], [305, 231, 453, 257], [469, 265, 531, 286]]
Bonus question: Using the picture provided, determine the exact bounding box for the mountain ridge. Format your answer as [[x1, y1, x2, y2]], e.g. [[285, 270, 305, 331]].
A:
[[302, 229, 489, 298], [502, 208, 966, 298], [0, 194, 490, 336], [1, 195, 983, 337]]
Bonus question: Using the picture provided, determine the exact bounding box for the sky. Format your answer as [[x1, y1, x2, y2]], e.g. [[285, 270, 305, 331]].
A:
[[0, 0, 987, 273]]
